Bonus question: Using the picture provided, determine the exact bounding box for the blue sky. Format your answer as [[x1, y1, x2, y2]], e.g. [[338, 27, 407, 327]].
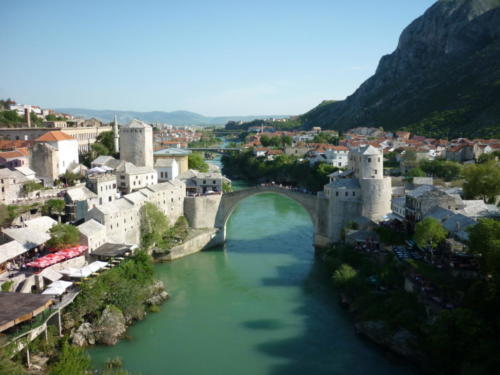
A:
[[0, 0, 435, 116]]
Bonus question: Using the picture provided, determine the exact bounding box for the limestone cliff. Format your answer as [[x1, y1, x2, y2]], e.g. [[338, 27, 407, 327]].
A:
[[301, 0, 500, 138]]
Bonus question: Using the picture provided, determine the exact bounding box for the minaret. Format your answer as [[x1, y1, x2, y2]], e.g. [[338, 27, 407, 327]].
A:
[[113, 114, 119, 153]]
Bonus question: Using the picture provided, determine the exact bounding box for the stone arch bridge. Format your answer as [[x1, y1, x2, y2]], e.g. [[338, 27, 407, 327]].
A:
[[212, 185, 328, 247]]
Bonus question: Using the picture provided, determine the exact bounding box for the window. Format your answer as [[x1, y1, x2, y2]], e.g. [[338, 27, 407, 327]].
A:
[[108, 196, 112, 202], [352, 191, 355, 196], [378, 157, 381, 162], [345, 192, 348, 196], [99, 198, 102, 205], [368, 158, 371, 163]]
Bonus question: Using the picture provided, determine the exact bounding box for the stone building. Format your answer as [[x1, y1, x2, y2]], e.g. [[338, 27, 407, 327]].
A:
[[115, 162, 157, 194], [86, 173, 118, 205], [77, 219, 106, 253], [85, 180, 186, 245], [119, 119, 153, 168], [0, 168, 38, 204], [86, 198, 140, 245], [64, 185, 98, 223], [405, 185, 463, 227], [179, 170, 230, 195], [322, 145, 392, 242], [0, 124, 112, 153]]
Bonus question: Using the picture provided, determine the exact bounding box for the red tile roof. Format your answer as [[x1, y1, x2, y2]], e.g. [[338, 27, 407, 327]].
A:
[[35, 131, 75, 142]]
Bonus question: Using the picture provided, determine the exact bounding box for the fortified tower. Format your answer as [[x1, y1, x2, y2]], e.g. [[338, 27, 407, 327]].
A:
[[323, 145, 391, 242], [119, 119, 153, 168]]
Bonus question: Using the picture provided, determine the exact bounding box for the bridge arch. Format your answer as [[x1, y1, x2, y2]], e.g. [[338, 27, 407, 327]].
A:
[[214, 186, 319, 244]]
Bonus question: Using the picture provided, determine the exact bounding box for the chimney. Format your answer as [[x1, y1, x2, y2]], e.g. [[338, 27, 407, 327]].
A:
[[25, 108, 31, 128]]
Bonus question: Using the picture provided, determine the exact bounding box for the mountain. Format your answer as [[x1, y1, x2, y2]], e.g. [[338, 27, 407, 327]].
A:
[[55, 108, 289, 126], [301, 0, 500, 138]]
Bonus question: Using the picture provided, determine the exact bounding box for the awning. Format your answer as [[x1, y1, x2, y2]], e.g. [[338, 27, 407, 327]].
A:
[[26, 245, 88, 269], [59, 261, 108, 278], [42, 280, 73, 296]]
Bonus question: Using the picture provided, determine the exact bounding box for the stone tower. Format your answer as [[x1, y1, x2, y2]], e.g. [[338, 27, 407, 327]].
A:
[[323, 145, 391, 242], [113, 114, 119, 153], [119, 119, 153, 167]]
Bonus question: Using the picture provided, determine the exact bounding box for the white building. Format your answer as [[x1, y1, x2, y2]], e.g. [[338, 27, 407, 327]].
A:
[[308, 146, 349, 168], [115, 162, 157, 194], [86, 173, 118, 205], [34, 131, 79, 176], [155, 158, 179, 182], [85, 180, 186, 245]]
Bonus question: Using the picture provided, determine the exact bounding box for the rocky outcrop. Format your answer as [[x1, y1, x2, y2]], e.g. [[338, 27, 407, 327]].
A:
[[146, 280, 169, 305], [302, 0, 500, 138], [355, 321, 425, 364], [71, 322, 95, 347], [71, 306, 127, 346], [94, 305, 127, 346]]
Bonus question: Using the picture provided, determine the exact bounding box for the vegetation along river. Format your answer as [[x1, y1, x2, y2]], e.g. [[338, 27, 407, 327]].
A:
[[89, 190, 416, 374]]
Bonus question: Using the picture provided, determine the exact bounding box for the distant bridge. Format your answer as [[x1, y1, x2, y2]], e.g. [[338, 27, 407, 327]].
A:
[[188, 147, 241, 153]]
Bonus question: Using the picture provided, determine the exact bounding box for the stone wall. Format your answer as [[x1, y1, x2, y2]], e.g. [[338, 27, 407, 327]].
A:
[[155, 228, 218, 261], [30, 143, 59, 184], [184, 195, 222, 229]]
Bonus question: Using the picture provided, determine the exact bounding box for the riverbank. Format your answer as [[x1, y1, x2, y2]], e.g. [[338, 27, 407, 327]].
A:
[[4, 251, 169, 374], [316, 245, 429, 371]]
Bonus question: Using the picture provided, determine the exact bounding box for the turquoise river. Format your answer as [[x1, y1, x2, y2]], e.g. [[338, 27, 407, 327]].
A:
[[89, 192, 416, 374]]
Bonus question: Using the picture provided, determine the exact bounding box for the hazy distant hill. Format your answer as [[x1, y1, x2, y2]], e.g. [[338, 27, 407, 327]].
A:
[[301, 0, 500, 138], [56, 108, 289, 126]]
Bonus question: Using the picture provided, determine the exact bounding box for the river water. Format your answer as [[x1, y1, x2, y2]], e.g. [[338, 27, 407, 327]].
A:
[[89, 191, 415, 374]]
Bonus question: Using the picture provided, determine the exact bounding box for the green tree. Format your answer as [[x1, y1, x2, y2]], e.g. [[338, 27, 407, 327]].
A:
[[406, 167, 426, 178], [414, 217, 448, 248], [467, 218, 500, 277], [96, 131, 116, 153], [463, 161, 500, 203], [48, 340, 91, 375], [46, 223, 80, 249], [140, 202, 169, 250], [260, 134, 271, 147], [91, 142, 110, 156], [59, 171, 81, 186], [188, 152, 209, 172], [43, 199, 65, 221], [281, 134, 292, 147]]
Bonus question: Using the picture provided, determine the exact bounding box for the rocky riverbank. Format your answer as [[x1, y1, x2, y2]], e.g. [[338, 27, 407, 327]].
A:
[[68, 280, 169, 347]]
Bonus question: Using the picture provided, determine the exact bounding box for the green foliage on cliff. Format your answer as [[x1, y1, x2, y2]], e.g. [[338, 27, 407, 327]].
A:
[[68, 251, 154, 325], [48, 340, 91, 375]]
